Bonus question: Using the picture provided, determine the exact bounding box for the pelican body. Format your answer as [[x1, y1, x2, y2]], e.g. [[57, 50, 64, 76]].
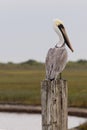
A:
[[45, 19, 74, 81]]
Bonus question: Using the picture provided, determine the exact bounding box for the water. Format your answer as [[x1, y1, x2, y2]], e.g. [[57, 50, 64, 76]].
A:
[[0, 112, 86, 130]]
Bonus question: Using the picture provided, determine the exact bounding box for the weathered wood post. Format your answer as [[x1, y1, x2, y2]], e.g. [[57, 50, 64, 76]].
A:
[[41, 79, 67, 130]]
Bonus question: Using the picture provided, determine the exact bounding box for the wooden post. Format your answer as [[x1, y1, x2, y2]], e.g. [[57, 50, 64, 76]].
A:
[[41, 79, 67, 130]]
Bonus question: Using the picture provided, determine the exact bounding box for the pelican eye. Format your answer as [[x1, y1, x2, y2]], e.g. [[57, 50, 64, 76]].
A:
[[58, 24, 64, 29]]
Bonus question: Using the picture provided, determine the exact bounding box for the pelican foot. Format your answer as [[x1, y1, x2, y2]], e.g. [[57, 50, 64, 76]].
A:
[[49, 78, 55, 81], [59, 73, 62, 79], [56, 73, 64, 80]]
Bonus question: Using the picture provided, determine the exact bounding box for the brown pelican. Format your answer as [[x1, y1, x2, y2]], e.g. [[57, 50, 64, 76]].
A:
[[45, 19, 74, 81]]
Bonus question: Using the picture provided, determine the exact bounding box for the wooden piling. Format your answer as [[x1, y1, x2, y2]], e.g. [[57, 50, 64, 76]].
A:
[[41, 79, 67, 130]]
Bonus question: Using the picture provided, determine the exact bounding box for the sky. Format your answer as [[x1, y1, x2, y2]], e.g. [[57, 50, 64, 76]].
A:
[[0, 0, 87, 63]]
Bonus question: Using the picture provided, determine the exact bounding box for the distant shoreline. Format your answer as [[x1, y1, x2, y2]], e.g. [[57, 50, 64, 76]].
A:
[[0, 104, 87, 118]]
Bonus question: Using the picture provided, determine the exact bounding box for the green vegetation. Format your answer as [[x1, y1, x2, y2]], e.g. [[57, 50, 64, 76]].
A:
[[78, 122, 87, 130], [63, 61, 87, 108], [0, 59, 87, 107]]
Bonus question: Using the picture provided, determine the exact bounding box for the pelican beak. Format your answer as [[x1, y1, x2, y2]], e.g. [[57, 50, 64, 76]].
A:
[[61, 28, 74, 52]]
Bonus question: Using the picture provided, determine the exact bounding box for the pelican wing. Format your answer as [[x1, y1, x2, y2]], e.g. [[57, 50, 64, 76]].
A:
[[45, 47, 67, 80]]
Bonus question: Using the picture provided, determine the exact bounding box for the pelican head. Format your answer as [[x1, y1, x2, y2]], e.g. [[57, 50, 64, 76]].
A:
[[53, 19, 74, 52]]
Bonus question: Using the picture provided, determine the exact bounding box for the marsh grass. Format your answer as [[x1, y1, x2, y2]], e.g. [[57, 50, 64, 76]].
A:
[[0, 60, 87, 107], [79, 122, 87, 130], [0, 69, 44, 105]]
